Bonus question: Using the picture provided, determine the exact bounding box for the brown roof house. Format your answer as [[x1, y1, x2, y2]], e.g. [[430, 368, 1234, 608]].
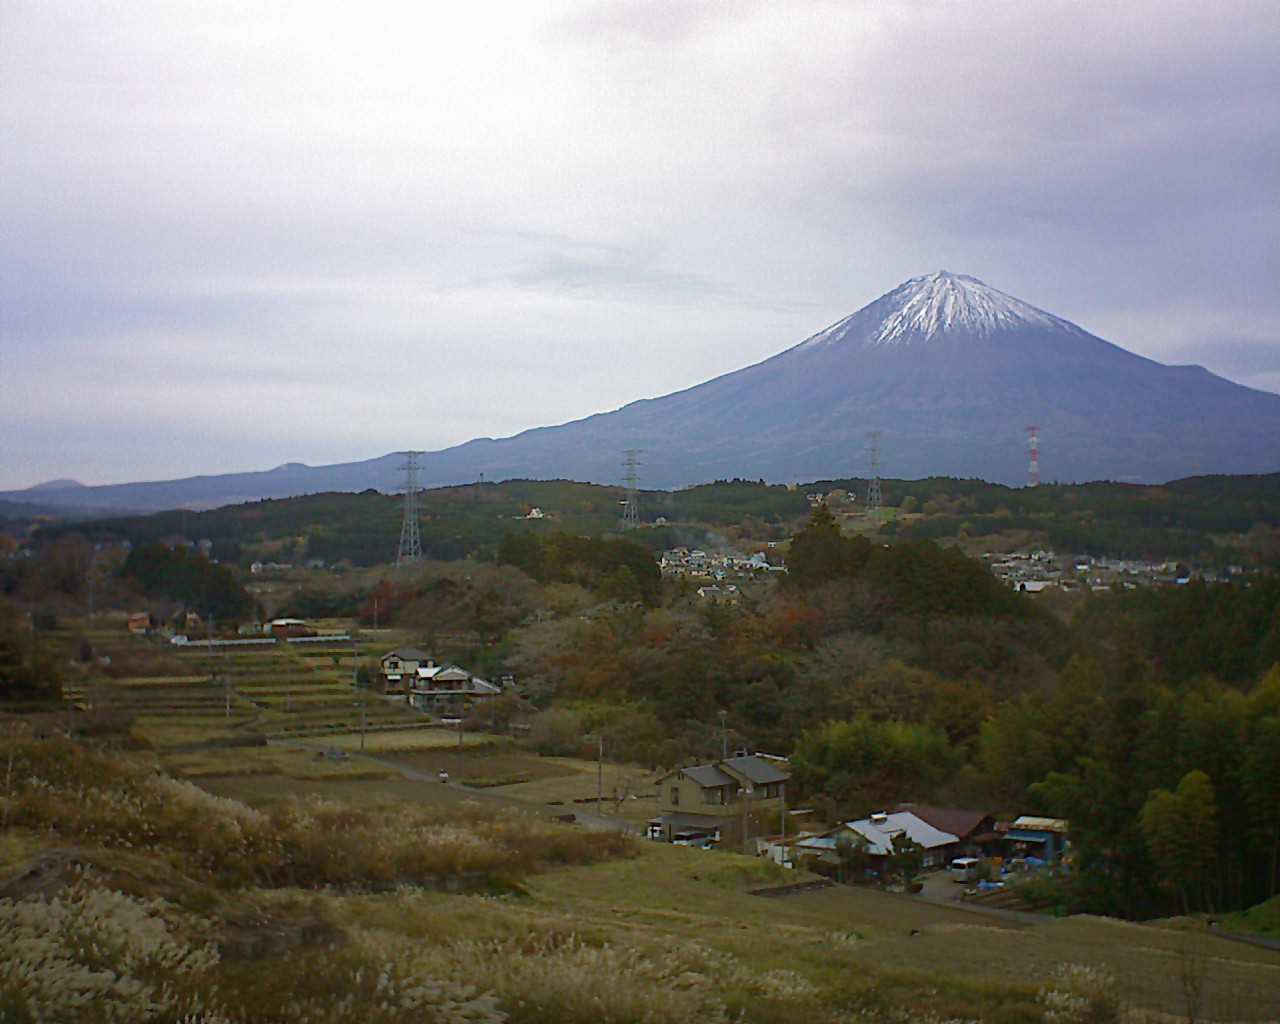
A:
[[893, 804, 999, 856], [648, 754, 789, 851]]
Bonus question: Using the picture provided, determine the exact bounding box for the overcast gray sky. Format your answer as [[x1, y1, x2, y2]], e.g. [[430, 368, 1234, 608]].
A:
[[3, 0, 1278, 489]]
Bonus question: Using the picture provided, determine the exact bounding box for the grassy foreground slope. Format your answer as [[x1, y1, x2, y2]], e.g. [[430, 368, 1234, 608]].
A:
[[2, 735, 1279, 1023]]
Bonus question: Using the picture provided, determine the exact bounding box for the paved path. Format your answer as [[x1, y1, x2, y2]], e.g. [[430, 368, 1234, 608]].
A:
[[909, 870, 1050, 926]]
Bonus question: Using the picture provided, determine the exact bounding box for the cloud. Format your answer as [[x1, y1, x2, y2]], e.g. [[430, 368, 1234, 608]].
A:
[[554, 0, 756, 45], [2, 0, 1278, 487]]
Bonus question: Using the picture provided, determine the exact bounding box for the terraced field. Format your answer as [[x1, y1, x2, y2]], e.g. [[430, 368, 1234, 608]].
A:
[[170, 637, 444, 742], [61, 627, 459, 750]]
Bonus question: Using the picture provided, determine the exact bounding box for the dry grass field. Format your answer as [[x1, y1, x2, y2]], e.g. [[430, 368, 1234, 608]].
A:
[[195, 770, 559, 819], [18, 624, 1278, 1022], [186, 742, 1280, 1020], [318, 726, 492, 751], [379, 747, 580, 785], [521, 845, 1280, 1021], [484, 756, 661, 823], [161, 745, 396, 781]]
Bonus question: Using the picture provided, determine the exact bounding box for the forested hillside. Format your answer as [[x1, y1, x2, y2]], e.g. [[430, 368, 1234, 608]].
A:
[[30, 473, 1280, 570]]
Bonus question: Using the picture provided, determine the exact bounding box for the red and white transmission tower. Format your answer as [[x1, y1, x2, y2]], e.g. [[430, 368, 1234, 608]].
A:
[[1026, 426, 1041, 487]]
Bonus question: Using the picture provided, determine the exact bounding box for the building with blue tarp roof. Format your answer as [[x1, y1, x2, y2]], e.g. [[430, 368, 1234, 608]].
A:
[[1005, 815, 1069, 861]]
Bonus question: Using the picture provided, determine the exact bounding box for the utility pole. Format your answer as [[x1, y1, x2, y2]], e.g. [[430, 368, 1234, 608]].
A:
[[224, 675, 231, 720], [350, 636, 358, 690], [596, 733, 604, 815], [359, 703, 367, 751], [780, 780, 787, 850], [718, 710, 728, 761]]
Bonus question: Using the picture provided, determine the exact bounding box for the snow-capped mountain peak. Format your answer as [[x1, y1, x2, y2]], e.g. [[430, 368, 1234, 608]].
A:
[[801, 270, 1075, 349]]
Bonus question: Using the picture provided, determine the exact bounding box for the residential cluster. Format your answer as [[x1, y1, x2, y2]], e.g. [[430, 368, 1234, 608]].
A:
[[645, 754, 1069, 895], [377, 646, 503, 716], [984, 549, 1247, 593], [660, 546, 786, 581]]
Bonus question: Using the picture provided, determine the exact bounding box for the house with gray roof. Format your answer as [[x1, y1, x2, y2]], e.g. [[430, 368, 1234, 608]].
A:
[[795, 810, 960, 871], [409, 663, 502, 714], [647, 754, 789, 848]]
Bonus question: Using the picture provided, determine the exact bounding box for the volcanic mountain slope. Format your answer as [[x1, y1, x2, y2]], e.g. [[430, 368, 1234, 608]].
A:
[[413, 270, 1280, 487], [12, 271, 1280, 510]]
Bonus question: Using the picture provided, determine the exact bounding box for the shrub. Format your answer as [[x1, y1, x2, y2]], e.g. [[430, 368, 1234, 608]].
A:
[[0, 879, 220, 1023], [0, 880, 505, 1024]]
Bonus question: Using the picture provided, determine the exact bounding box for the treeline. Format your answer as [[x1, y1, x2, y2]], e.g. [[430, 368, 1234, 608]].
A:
[[895, 511, 1221, 564], [0, 598, 63, 702], [811, 472, 1280, 564], [497, 531, 662, 606], [31, 472, 1280, 570], [663, 479, 808, 528], [35, 483, 630, 568], [504, 509, 1065, 760], [981, 648, 1280, 917], [1072, 578, 1280, 685], [789, 505, 1035, 625], [121, 545, 253, 621]]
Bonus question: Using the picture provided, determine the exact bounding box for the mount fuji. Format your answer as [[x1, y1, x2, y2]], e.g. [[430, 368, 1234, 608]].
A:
[[11, 271, 1280, 510], [402, 271, 1280, 487]]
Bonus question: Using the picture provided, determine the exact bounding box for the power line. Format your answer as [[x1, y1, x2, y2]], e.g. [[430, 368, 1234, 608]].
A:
[[397, 451, 424, 564], [621, 449, 642, 529], [1026, 425, 1041, 487], [865, 432, 882, 514]]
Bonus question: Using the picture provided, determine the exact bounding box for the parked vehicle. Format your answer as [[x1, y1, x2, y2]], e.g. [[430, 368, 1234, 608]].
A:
[[950, 856, 981, 882], [671, 829, 716, 849]]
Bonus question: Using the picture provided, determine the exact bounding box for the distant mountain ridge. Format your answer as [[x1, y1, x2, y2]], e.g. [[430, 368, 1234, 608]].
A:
[[9, 271, 1280, 512]]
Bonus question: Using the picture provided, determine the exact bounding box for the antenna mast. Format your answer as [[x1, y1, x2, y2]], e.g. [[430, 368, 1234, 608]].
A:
[[865, 432, 882, 515], [621, 449, 642, 529], [397, 451, 424, 564], [1026, 426, 1040, 487]]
